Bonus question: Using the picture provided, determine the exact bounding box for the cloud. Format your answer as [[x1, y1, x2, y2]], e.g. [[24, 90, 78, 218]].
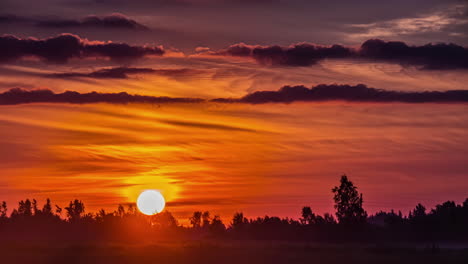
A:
[[345, 2, 468, 42], [209, 39, 468, 69], [212, 42, 353, 66], [213, 84, 468, 104], [0, 88, 202, 105], [2, 84, 468, 105], [36, 13, 149, 30], [360, 39, 468, 70], [49, 67, 204, 79], [0, 34, 164, 63], [50, 67, 156, 79]]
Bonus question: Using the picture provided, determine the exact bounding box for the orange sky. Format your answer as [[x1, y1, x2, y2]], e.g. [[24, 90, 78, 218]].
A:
[[1, 24, 468, 224], [1, 101, 467, 224]]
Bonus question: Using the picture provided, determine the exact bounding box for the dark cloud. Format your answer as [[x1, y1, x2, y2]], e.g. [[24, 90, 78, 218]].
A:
[[36, 13, 149, 30], [0, 88, 202, 105], [213, 84, 468, 103], [3, 84, 468, 105], [360, 39, 468, 70], [0, 34, 164, 64], [213, 43, 353, 66], [211, 39, 468, 69], [50, 67, 156, 79], [49, 67, 204, 79]]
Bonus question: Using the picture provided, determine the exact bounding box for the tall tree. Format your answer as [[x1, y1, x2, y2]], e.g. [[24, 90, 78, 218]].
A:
[[190, 211, 202, 228], [300, 206, 315, 225], [202, 211, 211, 227], [65, 199, 85, 222], [0, 201, 7, 218], [42, 198, 53, 216], [232, 212, 248, 229], [332, 175, 367, 225]]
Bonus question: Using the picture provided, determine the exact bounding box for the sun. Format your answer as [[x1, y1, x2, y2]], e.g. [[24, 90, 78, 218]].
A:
[[137, 190, 166, 215]]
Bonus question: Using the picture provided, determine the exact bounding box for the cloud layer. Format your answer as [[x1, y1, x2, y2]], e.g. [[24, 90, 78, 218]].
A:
[[210, 39, 468, 69], [360, 39, 468, 70], [212, 43, 352, 66], [49, 67, 204, 79], [0, 88, 202, 105], [50, 67, 157, 79], [227, 84, 468, 103], [2, 84, 468, 105], [0, 34, 164, 63], [1, 33, 467, 70]]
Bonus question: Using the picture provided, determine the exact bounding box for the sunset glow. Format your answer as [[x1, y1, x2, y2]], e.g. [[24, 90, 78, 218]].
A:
[[1, 0, 468, 226]]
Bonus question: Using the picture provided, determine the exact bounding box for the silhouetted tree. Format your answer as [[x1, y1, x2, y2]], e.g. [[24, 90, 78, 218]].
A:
[[190, 211, 202, 228], [32, 199, 39, 216], [127, 204, 137, 216], [209, 215, 226, 233], [12, 199, 33, 218], [332, 175, 367, 225], [300, 206, 315, 225], [323, 213, 337, 224], [412, 203, 426, 218], [42, 198, 53, 216], [151, 211, 178, 228], [115, 204, 124, 217], [202, 211, 211, 227], [0, 201, 7, 218], [65, 199, 85, 222], [232, 212, 248, 229], [55, 205, 62, 216]]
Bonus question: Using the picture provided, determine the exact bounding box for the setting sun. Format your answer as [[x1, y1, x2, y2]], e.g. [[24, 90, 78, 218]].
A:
[[137, 190, 166, 215]]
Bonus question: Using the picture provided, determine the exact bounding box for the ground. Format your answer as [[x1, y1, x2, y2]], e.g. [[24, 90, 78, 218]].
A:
[[3, 241, 468, 264]]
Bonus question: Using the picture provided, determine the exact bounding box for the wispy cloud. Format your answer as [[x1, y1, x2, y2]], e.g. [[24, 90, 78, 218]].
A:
[[345, 3, 468, 41]]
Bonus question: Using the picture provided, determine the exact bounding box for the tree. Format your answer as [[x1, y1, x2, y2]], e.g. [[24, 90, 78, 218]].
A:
[[65, 199, 85, 222], [117, 204, 125, 217], [300, 206, 315, 225], [190, 211, 202, 228], [152, 211, 178, 228], [55, 205, 62, 216], [202, 211, 211, 227], [0, 201, 7, 218], [42, 198, 53, 216], [332, 175, 367, 225], [32, 199, 39, 216], [15, 199, 33, 217], [231, 212, 248, 229], [209, 215, 226, 233], [323, 213, 337, 224], [412, 203, 426, 218]]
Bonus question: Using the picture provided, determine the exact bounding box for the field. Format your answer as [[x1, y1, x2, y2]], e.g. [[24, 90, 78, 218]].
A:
[[3, 241, 468, 264]]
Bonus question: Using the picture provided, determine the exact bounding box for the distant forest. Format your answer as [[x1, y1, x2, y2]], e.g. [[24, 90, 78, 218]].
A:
[[2, 175, 468, 243]]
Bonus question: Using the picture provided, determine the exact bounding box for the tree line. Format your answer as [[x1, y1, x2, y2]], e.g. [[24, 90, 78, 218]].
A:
[[1, 175, 468, 242]]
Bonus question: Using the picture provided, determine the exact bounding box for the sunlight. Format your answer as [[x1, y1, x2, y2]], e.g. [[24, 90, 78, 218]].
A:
[[137, 190, 166, 215]]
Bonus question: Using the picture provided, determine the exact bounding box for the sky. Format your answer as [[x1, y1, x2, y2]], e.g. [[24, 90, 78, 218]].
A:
[[0, 0, 468, 223]]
